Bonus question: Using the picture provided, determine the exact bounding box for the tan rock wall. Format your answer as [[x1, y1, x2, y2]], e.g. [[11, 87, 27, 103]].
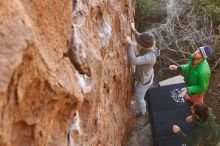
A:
[[0, 0, 135, 145]]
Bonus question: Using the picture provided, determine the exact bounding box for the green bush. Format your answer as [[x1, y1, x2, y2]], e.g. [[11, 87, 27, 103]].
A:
[[215, 42, 220, 53], [192, 0, 220, 25], [135, 0, 156, 31]]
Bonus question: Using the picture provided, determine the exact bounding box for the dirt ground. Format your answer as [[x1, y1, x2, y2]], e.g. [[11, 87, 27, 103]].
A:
[[205, 69, 220, 124], [154, 63, 220, 124]]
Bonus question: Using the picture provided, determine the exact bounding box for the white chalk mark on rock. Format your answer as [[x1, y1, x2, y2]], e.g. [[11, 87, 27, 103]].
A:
[[99, 21, 112, 47], [76, 71, 92, 94], [67, 111, 82, 146]]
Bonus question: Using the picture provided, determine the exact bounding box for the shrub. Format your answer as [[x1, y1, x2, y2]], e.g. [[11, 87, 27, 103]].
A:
[[192, 0, 220, 25], [135, 0, 156, 31]]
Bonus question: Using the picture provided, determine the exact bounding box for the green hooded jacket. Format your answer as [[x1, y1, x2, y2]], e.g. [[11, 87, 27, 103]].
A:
[[176, 114, 220, 146], [180, 55, 211, 94]]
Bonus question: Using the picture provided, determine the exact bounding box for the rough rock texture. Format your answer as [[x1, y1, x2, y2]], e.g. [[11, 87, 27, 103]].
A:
[[128, 118, 153, 146], [0, 0, 135, 146]]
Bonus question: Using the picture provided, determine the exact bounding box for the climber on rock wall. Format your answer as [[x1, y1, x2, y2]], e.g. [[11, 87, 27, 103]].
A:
[[126, 23, 160, 118], [169, 45, 213, 104], [172, 103, 220, 146]]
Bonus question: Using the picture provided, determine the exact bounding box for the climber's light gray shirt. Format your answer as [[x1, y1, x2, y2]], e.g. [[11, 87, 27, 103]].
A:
[[127, 44, 160, 84]]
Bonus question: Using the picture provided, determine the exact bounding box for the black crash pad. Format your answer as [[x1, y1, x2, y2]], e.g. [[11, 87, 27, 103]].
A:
[[146, 83, 192, 146]]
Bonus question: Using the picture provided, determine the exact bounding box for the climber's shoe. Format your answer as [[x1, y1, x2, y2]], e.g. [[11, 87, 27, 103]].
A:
[[136, 111, 143, 118]]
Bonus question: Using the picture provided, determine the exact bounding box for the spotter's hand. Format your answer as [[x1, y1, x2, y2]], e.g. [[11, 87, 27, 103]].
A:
[[186, 115, 193, 123], [172, 125, 180, 134], [169, 65, 178, 71]]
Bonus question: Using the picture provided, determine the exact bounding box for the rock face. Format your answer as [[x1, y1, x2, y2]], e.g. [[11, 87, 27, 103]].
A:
[[0, 0, 135, 146]]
